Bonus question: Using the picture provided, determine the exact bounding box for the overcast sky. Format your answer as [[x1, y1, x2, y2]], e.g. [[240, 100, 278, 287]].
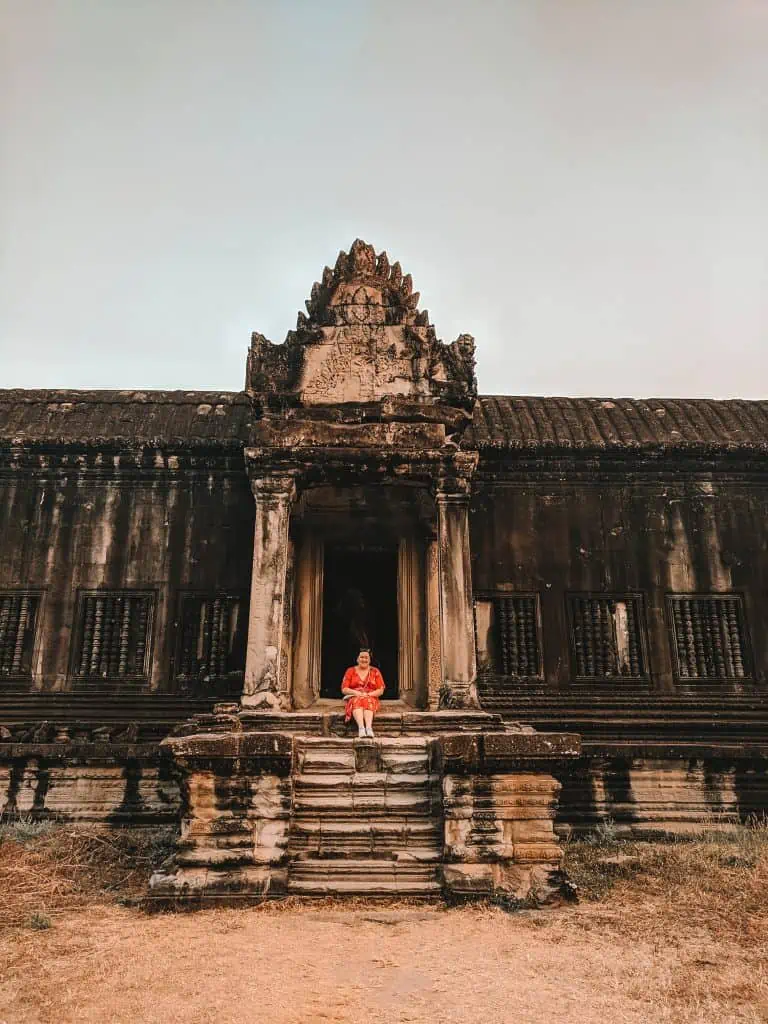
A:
[[1, 1, 766, 397]]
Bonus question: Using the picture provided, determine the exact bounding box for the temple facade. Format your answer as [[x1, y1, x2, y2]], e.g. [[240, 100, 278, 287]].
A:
[[1, 240, 767, 899]]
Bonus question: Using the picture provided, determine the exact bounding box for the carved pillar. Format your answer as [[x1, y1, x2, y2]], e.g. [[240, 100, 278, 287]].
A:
[[242, 473, 297, 709], [436, 454, 479, 709]]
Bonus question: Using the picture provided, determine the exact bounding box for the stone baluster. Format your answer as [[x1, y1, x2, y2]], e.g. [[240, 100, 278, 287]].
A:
[[242, 473, 297, 709], [436, 453, 480, 709]]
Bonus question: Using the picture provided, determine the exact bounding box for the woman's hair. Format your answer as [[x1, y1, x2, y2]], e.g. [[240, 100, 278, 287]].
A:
[[357, 648, 371, 656]]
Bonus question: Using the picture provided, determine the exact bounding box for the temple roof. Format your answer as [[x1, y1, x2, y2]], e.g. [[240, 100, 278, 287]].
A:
[[1, 389, 767, 453], [469, 396, 768, 452], [0, 390, 251, 447]]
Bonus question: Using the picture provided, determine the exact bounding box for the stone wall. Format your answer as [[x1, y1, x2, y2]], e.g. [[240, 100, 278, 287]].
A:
[[0, 743, 180, 825], [470, 454, 768, 697], [0, 453, 253, 692], [557, 748, 768, 837], [2, 743, 766, 844]]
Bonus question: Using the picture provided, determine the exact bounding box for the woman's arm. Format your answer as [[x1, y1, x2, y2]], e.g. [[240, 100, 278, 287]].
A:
[[367, 669, 385, 698], [340, 669, 358, 696]]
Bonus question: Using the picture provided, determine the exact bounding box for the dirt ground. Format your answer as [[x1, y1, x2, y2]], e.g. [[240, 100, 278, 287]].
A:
[[1, 898, 765, 1024], [2, 824, 767, 1024]]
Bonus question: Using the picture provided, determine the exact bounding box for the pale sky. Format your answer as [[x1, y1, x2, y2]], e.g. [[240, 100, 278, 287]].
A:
[[1, 0, 766, 397]]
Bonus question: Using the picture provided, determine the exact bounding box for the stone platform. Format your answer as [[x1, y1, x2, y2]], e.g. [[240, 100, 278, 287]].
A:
[[169, 705, 528, 738], [149, 709, 580, 905]]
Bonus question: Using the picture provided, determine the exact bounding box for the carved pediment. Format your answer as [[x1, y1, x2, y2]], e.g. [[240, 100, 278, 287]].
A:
[[246, 240, 476, 419]]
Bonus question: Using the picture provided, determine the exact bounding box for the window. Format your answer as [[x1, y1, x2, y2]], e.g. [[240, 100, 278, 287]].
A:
[[475, 594, 542, 677], [0, 592, 41, 680], [175, 593, 247, 688], [669, 595, 749, 680], [71, 591, 153, 681], [569, 595, 646, 679]]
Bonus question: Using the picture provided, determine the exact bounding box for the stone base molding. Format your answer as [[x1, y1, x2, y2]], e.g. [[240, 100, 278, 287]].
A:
[[148, 714, 581, 905]]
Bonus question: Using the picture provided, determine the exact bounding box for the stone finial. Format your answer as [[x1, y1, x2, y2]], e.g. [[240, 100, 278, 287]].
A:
[[245, 240, 477, 417], [300, 239, 424, 329]]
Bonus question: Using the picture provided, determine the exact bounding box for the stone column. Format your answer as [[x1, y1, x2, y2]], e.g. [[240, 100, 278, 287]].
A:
[[242, 473, 297, 709], [436, 454, 479, 709]]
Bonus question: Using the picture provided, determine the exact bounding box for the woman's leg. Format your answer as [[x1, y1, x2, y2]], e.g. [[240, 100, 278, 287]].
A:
[[363, 708, 374, 733], [352, 707, 366, 734]]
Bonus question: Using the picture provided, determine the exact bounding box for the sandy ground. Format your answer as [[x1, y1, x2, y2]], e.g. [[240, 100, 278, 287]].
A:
[[1, 901, 764, 1024]]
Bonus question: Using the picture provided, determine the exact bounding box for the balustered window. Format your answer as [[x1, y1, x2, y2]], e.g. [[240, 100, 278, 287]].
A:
[[669, 595, 750, 680], [71, 591, 153, 681], [474, 594, 542, 677], [0, 592, 41, 680], [569, 595, 646, 679], [175, 593, 247, 688]]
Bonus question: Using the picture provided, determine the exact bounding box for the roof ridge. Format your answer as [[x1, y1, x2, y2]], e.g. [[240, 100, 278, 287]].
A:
[[477, 394, 768, 404], [0, 389, 249, 405]]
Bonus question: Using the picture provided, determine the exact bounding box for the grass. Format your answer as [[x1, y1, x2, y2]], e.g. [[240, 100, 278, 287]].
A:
[[1, 819, 767, 1022], [0, 817, 178, 930], [562, 815, 768, 946]]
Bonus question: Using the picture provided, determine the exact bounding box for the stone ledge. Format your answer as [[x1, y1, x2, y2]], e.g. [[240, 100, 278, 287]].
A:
[[171, 708, 521, 739], [0, 742, 164, 759], [441, 732, 581, 772], [162, 731, 293, 761]]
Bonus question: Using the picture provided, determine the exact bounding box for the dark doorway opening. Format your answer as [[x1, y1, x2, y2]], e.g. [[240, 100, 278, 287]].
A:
[[320, 546, 398, 699]]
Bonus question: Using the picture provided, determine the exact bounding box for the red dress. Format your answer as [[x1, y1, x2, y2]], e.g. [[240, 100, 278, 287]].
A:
[[342, 667, 385, 721]]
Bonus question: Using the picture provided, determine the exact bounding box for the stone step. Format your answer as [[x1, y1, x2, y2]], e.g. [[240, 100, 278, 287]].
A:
[[290, 815, 443, 838], [289, 816, 443, 856], [287, 857, 443, 896], [295, 736, 431, 750], [293, 771, 436, 790], [291, 845, 442, 863], [232, 710, 507, 737], [294, 737, 433, 775], [292, 780, 438, 815], [290, 837, 442, 859]]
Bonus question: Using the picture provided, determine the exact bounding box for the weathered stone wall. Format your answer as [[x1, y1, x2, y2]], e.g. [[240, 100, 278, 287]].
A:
[[0, 455, 254, 691], [557, 749, 768, 837], [148, 731, 294, 898], [470, 456, 768, 695], [3, 746, 766, 841], [0, 744, 180, 825]]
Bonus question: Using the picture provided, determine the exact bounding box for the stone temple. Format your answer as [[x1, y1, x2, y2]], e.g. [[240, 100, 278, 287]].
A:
[[0, 240, 766, 901]]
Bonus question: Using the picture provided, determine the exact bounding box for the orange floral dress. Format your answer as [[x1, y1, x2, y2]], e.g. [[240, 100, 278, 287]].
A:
[[342, 667, 385, 721]]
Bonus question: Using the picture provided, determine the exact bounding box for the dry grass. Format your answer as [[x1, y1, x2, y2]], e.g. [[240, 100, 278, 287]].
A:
[[1, 818, 767, 1023], [0, 818, 176, 930], [563, 816, 768, 947]]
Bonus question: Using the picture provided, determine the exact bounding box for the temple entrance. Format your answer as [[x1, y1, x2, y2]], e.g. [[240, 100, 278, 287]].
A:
[[320, 546, 399, 699]]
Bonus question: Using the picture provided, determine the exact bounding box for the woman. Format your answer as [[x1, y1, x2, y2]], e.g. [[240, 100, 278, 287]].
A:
[[341, 649, 385, 738]]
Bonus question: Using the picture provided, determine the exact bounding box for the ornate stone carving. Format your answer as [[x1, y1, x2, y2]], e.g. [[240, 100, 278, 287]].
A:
[[245, 239, 477, 417], [438, 680, 480, 710], [242, 473, 297, 711]]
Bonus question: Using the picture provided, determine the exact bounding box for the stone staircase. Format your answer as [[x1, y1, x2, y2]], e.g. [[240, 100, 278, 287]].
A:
[[287, 736, 444, 896]]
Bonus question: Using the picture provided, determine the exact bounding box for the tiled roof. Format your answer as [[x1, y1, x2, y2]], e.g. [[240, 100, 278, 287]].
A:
[[0, 390, 251, 447], [469, 396, 768, 452], [1, 390, 767, 453]]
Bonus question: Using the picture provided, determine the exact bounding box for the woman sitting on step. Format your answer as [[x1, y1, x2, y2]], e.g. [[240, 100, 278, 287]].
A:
[[341, 649, 385, 738]]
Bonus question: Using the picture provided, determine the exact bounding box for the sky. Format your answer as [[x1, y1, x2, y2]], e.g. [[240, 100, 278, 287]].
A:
[[1, 0, 766, 398]]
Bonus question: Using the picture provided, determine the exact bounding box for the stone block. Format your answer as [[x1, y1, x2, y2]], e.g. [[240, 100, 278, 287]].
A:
[[483, 732, 581, 760]]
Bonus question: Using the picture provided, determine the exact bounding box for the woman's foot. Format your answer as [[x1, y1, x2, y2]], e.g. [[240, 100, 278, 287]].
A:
[[357, 727, 367, 738], [366, 727, 375, 738]]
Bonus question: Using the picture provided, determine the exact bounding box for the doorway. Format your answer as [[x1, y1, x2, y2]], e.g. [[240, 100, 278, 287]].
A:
[[320, 546, 399, 699]]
